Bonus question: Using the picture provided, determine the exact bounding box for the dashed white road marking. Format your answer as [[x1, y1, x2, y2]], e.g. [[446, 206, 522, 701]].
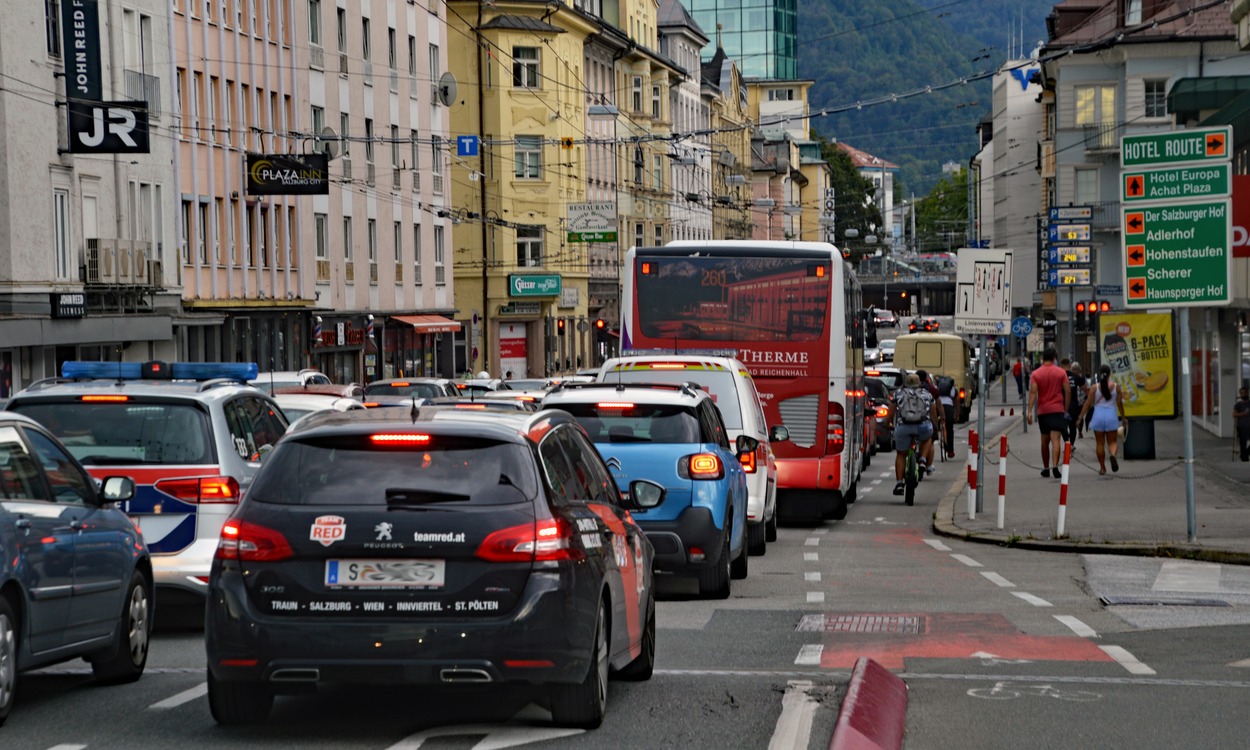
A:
[[1153, 560, 1221, 592], [768, 680, 819, 750], [804, 571, 821, 582], [1100, 645, 1156, 675], [1055, 615, 1098, 638], [1228, 657, 1250, 668], [46, 745, 87, 750], [814, 528, 829, 535], [870, 478, 883, 485], [878, 471, 892, 478], [980, 572, 1015, 588], [149, 682, 208, 709], [804, 552, 819, 562], [923, 539, 952, 551], [804, 537, 821, 546], [806, 592, 826, 604], [1011, 592, 1053, 607], [951, 554, 983, 568], [795, 644, 824, 666]]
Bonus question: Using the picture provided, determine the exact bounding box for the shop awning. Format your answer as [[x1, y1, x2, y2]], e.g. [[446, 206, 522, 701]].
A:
[[392, 314, 462, 333]]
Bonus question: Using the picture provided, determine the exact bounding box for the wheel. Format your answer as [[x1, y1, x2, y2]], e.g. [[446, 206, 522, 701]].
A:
[[208, 670, 274, 725], [0, 598, 17, 727], [765, 509, 778, 543], [731, 539, 749, 580], [550, 599, 609, 728], [615, 593, 654, 682], [697, 533, 731, 599], [845, 481, 858, 505], [92, 570, 151, 684], [904, 454, 917, 507], [747, 521, 766, 556]]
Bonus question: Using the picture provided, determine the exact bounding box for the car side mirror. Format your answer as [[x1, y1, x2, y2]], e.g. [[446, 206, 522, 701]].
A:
[[769, 425, 789, 443], [101, 476, 135, 503], [735, 435, 759, 455], [628, 479, 665, 509]]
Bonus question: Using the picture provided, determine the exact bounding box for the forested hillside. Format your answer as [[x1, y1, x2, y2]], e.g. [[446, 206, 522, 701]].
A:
[[796, 0, 1049, 195]]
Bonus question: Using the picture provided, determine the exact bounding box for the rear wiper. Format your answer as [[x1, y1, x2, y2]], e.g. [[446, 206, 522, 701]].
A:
[[385, 488, 469, 506]]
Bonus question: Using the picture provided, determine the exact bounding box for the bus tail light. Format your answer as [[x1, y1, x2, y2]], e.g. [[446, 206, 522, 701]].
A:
[[679, 453, 724, 480], [826, 402, 845, 455]]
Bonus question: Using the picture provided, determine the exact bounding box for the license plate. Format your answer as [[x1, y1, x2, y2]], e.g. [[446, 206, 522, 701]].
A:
[[325, 559, 445, 589]]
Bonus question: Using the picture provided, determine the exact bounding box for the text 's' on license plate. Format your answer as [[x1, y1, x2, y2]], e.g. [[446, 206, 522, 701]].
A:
[[325, 559, 446, 588]]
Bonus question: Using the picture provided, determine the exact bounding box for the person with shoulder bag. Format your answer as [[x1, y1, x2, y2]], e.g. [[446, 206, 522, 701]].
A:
[[1077, 364, 1126, 475]]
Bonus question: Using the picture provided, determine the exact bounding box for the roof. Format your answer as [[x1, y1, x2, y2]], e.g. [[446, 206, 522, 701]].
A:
[[657, 0, 708, 41], [479, 15, 564, 33], [1045, 0, 1234, 48], [702, 46, 729, 90], [836, 142, 899, 171], [544, 381, 712, 406]]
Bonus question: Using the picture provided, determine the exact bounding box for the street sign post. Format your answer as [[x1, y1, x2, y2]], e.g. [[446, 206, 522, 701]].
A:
[[1121, 126, 1230, 168], [1122, 163, 1231, 203], [1121, 199, 1230, 307]]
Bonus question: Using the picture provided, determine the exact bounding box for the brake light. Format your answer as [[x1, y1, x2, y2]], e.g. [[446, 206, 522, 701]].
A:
[[155, 476, 240, 504], [596, 402, 635, 410], [453, 403, 487, 409], [648, 363, 688, 370], [679, 453, 724, 480], [476, 518, 584, 562], [370, 433, 432, 444], [215, 519, 293, 561], [739, 445, 758, 473], [391, 381, 411, 387], [81, 394, 130, 402], [958, 388, 967, 400], [876, 405, 890, 418], [826, 402, 845, 455]]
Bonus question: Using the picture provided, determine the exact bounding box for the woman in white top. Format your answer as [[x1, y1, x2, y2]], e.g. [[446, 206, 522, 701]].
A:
[[1077, 364, 1126, 475]]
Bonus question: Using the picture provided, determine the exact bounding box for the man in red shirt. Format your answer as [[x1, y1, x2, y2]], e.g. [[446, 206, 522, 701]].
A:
[[1026, 347, 1071, 478]]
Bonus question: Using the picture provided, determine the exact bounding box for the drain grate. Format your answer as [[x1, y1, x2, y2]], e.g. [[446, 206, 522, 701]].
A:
[[797, 614, 926, 634]]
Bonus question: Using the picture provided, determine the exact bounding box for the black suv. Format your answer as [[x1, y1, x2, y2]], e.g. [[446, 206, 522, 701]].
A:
[[206, 407, 660, 728]]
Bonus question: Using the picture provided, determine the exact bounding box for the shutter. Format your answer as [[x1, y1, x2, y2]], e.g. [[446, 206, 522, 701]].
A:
[[1125, 77, 1145, 122], [1057, 165, 1075, 207], [1058, 83, 1075, 130]]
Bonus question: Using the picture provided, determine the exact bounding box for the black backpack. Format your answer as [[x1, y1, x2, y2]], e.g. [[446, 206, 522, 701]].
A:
[[935, 375, 955, 398]]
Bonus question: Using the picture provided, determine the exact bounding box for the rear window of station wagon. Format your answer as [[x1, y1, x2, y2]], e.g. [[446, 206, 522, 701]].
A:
[[600, 368, 743, 429], [248, 435, 540, 506], [13, 402, 214, 466]]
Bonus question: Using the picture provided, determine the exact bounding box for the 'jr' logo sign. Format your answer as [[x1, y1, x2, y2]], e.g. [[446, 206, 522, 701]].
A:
[[68, 101, 150, 154]]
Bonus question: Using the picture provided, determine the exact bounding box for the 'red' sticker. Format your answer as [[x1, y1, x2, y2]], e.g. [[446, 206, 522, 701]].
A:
[[311, 515, 346, 547]]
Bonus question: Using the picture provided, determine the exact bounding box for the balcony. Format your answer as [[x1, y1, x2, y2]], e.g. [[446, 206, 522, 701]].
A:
[[309, 45, 324, 69], [124, 70, 161, 117], [1090, 200, 1121, 232], [1082, 122, 1120, 157]]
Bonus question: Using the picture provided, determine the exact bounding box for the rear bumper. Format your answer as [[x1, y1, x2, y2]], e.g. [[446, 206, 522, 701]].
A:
[[150, 539, 218, 597], [206, 570, 596, 687], [776, 455, 843, 492], [636, 506, 726, 574]]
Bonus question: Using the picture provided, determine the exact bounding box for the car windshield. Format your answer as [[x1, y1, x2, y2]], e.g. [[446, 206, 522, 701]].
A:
[[13, 401, 214, 465], [557, 403, 703, 444], [249, 435, 538, 506], [600, 368, 743, 429], [880, 341, 895, 351], [364, 382, 444, 399]]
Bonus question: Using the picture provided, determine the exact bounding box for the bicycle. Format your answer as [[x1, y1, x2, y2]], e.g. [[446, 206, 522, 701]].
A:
[[966, 681, 1101, 702], [903, 433, 921, 506]]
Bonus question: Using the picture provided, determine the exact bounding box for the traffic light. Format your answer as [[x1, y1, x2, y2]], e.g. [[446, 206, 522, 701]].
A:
[[1075, 301, 1088, 332], [556, 318, 566, 335], [594, 318, 607, 342]]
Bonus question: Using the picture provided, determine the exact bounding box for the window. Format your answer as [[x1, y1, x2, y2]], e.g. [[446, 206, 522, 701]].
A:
[[433, 225, 445, 284], [429, 43, 440, 80], [367, 219, 377, 262], [1145, 79, 1168, 118], [655, 224, 664, 246], [361, 18, 370, 60], [633, 146, 644, 184], [634, 221, 644, 249], [652, 85, 661, 119], [26, 430, 95, 506], [1074, 84, 1115, 125], [388, 28, 396, 70], [308, 0, 321, 45], [513, 47, 539, 88], [1074, 168, 1098, 205], [410, 130, 421, 189], [311, 105, 324, 138], [314, 213, 327, 258], [632, 76, 642, 112], [53, 188, 70, 279], [343, 216, 353, 259], [336, 8, 346, 52], [1126, 0, 1141, 25], [431, 135, 444, 191], [364, 118, 374, 163], [340, 112, 350, 155], [393, 221, 402, 263], [653, 154, 662, 191], [390, 125, 400, 167], [517, 225, 542, 267], [408, 35, 416, 76], [515, 135, 542, 179], [413, 223, 423, 281], [46, 0, 61, 57]]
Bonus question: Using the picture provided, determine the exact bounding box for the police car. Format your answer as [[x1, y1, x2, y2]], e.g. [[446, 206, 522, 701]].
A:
[[205, 407, 657, 727], [7, 361, 287, 608]]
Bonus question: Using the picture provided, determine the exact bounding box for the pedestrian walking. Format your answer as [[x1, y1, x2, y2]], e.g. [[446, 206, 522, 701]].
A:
[[1077, 364, 1126, 474], [1066, 362, 1087, 443], [1234, 386, 1250, 462], [1012, 357, 1024, 396], [1026, 347, 1071, 478]]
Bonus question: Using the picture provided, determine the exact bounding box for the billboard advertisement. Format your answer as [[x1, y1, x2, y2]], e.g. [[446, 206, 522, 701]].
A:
[[1098, 311, 1175, 418]]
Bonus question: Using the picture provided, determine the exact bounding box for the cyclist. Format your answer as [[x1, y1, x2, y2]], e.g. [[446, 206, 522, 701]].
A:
[[892, 373, 942, 496]]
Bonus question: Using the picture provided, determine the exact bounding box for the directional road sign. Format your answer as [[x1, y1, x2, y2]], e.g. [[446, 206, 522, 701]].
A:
[[1122, 200, 1231, 307], [1047, 245, 1091, 265], [1049, 206, 1092, 221], [1121, 126, 1231, 168], [1048, 268, 1091, 287], [1048, 223, 1091, 242], [1122, 163, 1231, 203]]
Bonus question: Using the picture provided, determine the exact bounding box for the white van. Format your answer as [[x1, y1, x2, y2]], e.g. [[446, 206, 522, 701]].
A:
[[597, 354, 782, 556]]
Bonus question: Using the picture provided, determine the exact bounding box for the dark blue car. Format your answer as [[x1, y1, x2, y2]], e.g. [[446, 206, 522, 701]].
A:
[[0, 411, 150, 725]]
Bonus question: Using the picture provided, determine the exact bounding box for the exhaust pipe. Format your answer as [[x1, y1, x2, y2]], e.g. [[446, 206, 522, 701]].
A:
[[440, 668, 493, 683], [269, 668, 320, 682]]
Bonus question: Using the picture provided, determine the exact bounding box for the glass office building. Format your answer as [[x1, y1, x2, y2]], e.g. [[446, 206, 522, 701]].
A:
[[687, 0, 797, 79]]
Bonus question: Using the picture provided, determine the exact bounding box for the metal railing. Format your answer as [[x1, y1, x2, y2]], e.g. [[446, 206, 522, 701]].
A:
[[1083, 122, 1120, 153], [1090, 200, 1121, 231], [124, 70, 161, 117]]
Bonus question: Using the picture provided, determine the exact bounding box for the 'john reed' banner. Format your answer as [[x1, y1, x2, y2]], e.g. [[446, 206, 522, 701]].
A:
[[61, 0, 102, 101]]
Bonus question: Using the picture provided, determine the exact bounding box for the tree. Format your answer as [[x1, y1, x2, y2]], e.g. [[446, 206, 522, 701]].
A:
[[816, 136, 884, 263], [914, 168, 968, 252]]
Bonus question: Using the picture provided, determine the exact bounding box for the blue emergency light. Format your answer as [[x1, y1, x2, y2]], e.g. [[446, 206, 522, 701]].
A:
[[63, 361, 259, 382]]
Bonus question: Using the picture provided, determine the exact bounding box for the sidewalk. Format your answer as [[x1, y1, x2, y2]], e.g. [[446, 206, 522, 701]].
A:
[[933, 383, 1250, 564]]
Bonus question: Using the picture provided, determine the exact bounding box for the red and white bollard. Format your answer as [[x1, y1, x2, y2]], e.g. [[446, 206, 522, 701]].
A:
[[967, 430, 978, 519], [997, 436, 1008, 530], [1056, 442, 1073, 537]]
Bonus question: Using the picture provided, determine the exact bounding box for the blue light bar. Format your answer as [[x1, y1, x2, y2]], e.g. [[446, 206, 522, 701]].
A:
[[61, 361, 258, 381]]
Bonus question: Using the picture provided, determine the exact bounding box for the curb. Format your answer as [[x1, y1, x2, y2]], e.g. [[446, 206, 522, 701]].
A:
[[828, 657, 908, 750]]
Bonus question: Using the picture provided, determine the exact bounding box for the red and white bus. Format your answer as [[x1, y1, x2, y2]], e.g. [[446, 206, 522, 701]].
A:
[[621, 241, 868, 521]]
